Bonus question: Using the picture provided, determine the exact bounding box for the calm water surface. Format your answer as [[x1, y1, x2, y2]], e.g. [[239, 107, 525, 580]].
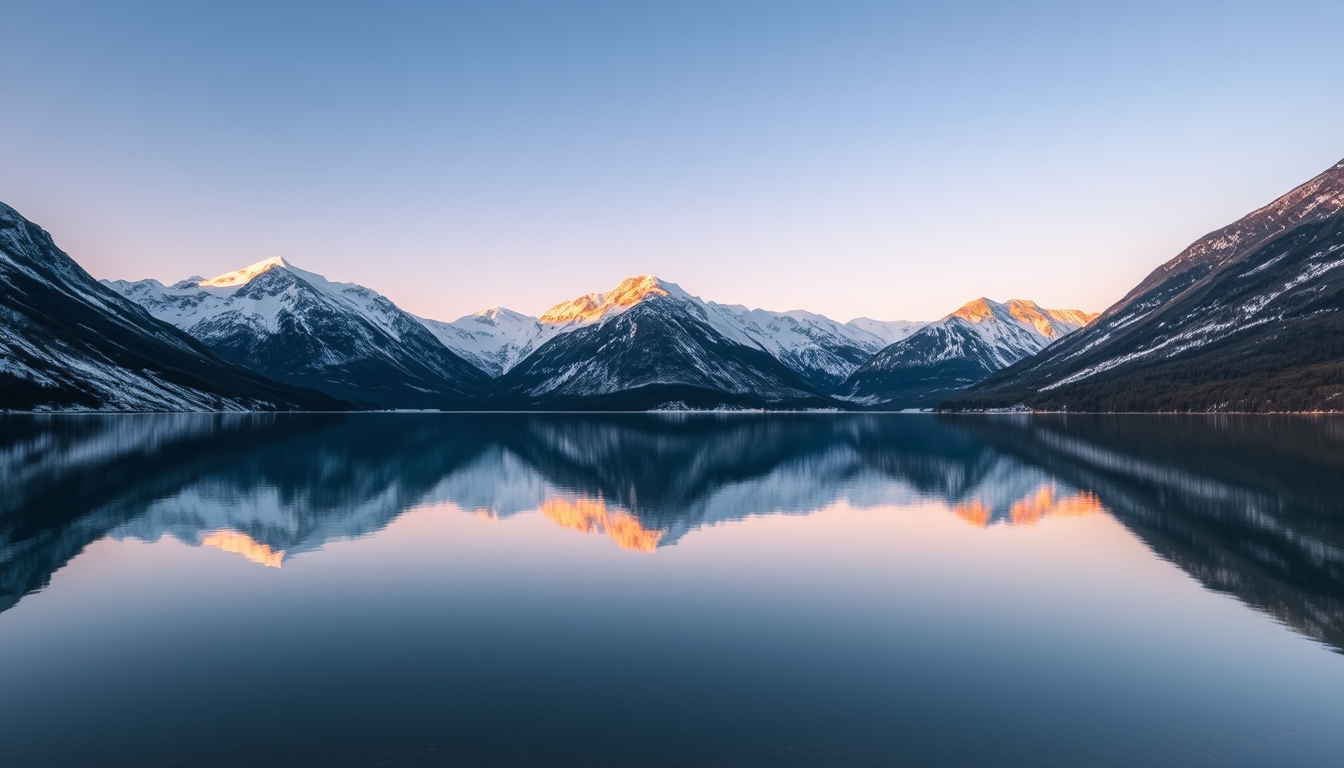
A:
[[1, 414, 1342, 766]]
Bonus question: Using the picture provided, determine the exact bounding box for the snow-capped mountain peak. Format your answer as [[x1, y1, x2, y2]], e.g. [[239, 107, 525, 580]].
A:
[[538, 275, 675, 326], [946, 297, 1095, 346], [416, 306, 561, 378], [840, 296, 1097, 407], [420, 274, 925, 389], [201, 256, 291, 288], [106, 258, 488, 408]]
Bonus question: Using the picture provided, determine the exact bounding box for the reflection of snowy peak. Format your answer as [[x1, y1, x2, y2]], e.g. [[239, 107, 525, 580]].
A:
[[840, 298, 1095, 408], [6, 413, 1342, 652], [107, 258, 488, 409], [0, 202, 339, 412]]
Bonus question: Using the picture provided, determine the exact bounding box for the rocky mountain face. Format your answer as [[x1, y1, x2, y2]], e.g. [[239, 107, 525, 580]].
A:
[[489, 277, 833, 409], [107, 258, 490, 409], [946, 156, 1344, 412], [0, 203, 343, 412], [839, 298, 1096, 408]]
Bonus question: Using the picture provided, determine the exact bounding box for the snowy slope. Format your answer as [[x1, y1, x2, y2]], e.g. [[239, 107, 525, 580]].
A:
[[948, 156, 1344, 412], [845, 317, 926, 346], [492, 277, 830, 408], [417, 308, 562, 377], [697, 304, 924, 390], [840, 297, 1096, 408], [107, 258, 489, 409], [0, 202, 343, 412]]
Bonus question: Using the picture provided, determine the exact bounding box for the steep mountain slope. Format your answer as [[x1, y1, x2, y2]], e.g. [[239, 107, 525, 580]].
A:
[[839, 298, 1095, 408], [490, 277, 831, 409], [417, 307, 560, 377], [946, 156, 1344, 412], [0, 202, 344, 412], [108, 258, 490, 409]]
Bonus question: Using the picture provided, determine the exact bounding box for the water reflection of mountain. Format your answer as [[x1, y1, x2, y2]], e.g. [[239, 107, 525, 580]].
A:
[[2, 413, 1341, 652], [957, 415, 1344, 654]]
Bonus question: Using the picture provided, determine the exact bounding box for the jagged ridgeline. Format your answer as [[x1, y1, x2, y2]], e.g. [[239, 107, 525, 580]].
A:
[[60, 159, 1344, 414], [945, 157, 1344, 412], [3, 191, 1097, 411]]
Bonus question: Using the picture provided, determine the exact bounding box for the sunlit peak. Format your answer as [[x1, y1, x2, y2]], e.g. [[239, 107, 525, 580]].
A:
[[201, 530, 285, 567], [950, 297, 999, 324], [538, 275, 669, 325], [200, 256, 291, 288], [1004, 299, 1060, 337]]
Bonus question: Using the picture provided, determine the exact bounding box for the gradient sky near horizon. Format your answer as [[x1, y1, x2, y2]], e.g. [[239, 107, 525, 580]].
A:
[[2, 1, 1342, 323]]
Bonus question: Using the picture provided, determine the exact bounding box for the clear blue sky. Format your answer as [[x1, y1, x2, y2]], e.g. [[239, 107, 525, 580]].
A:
[[2, 1, 1342, 322]]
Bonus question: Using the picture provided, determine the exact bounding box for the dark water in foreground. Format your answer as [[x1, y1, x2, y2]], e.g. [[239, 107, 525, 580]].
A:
[[1, 413, 1342, 767]]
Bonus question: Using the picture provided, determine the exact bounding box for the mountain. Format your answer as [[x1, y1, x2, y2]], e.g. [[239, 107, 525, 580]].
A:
[[0, 202, 344, 412], [107, 258, 490, 409], [422, 278, 924, 390], [489, 276, 835, 409], [416, 307, 561, 377], [846, 317, 928, 346], [694, 305, 923, 390], [945, 156, 1344, 412], [838, 298, 1096, 408]]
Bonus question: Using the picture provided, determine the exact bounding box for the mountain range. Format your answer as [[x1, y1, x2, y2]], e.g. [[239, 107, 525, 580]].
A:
[[839, 298, 1094, 408], [103, 260, 1087, 410], [0, 203, 343, 412], [8, 153, 1344, 412]]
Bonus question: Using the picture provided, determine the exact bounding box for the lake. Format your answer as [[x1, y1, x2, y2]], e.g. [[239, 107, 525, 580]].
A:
[[1, 413, 1342, 767]]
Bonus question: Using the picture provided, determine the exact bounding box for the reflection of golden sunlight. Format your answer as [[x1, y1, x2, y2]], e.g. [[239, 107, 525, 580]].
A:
[[540, 497, 663, 552], [954, 500, 993, 528], [201, 530, 284, 568], [953, 486, 1105, 528], [1010, 487, 1104, 526]]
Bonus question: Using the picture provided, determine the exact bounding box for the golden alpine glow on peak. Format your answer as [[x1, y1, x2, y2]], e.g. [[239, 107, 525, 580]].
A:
[[200, 256, 290, 288], [538, 275, 669, 325], [950, 297, 1099, 335], [951, 298, 996, 324], [201, 530, 285, 568], [540, 497, 663, 552], [1005, 299, 1061, 337]]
